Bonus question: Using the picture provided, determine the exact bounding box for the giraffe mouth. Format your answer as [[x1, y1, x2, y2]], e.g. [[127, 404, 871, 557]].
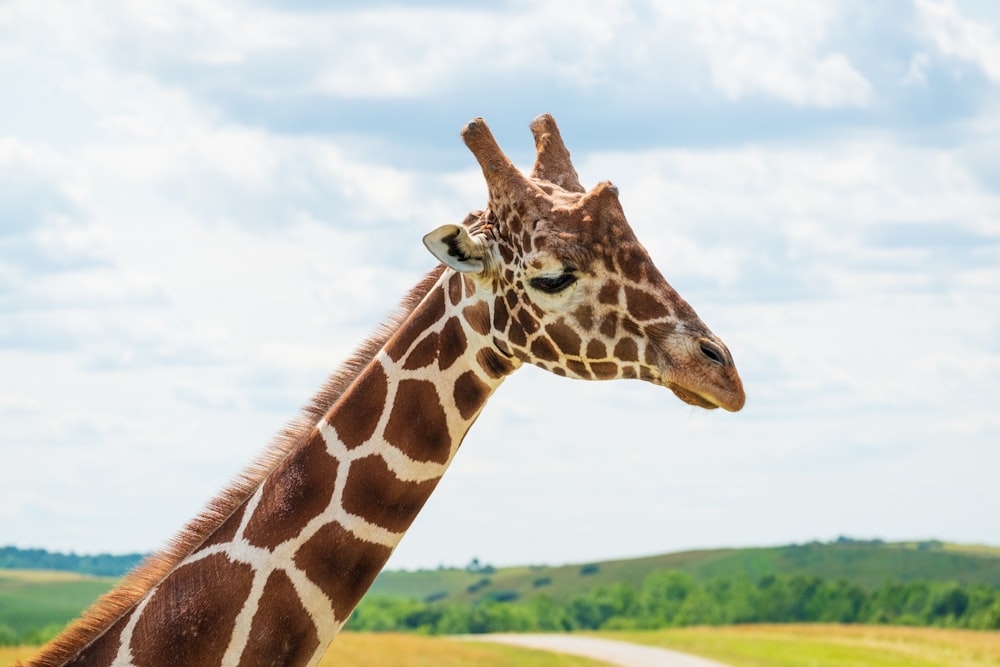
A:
[[666, 383, 721, 410]]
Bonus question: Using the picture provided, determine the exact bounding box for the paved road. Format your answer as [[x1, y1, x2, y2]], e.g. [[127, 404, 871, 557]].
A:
[[467, 634, 732, 667]]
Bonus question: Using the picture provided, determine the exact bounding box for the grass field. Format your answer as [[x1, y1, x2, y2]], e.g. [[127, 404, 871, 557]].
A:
[[598, 624, 1000, 667], [6, 540, 1000, 622], [0, 570, 115, 636], [321, 633, 612, 667], [0, 646, 36, 667], [0, 633, 613, 667], [6, 626, 998, 667], [371, 541, 1000, 604]]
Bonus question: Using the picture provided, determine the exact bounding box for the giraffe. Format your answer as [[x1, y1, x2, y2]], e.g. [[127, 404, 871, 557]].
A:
[[25, 115, 744, 667]]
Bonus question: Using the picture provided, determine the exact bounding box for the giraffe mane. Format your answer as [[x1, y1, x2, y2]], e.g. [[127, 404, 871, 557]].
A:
[[24, 264, 447, 667]]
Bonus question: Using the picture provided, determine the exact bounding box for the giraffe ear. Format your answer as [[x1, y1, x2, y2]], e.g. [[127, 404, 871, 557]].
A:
[[423, 224, 486, 273]]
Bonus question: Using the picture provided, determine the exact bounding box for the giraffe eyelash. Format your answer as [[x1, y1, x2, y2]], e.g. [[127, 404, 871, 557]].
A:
[[529, 272, 577, 293]]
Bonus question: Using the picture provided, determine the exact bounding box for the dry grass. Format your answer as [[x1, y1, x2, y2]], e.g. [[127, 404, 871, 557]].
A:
[[320, 633, 612, 667], [8, 625, 999, 667], [601, 624, 1000, 667], [0, 571, 110, 586], [0, 646, 39, 667], [1, 634, 612, 667]]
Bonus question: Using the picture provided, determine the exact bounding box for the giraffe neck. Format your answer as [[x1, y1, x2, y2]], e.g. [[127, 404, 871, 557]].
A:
[[36, 269, 516, 667], [29, 113, 747, 667]]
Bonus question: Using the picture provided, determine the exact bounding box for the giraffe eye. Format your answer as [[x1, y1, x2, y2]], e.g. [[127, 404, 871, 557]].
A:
[[530, 273, 577, 293]]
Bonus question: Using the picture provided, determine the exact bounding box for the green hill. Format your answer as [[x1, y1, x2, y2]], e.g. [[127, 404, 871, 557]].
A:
[[0, 546, 143, 577], [369, 540, 1000, 605], [0, 570, 116, 643], [3, 539, 1000, 644]]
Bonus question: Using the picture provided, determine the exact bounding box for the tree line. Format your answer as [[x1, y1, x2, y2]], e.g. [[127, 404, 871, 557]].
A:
[[347, 570, 1000, 634], [0, 546, 144, 577], [4, 569, 999, 646], [0, 623, 63, 647]]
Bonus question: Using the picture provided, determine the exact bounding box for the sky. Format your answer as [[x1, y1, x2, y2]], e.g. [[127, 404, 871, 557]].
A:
[[2, 0, 999, 572]]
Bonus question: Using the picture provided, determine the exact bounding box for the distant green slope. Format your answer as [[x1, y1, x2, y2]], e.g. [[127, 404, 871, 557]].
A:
[[369, 540, 1000, 605], [4, 540, 1000, 644], [0, 546, 143, 577], [0, 570, 115, 639]]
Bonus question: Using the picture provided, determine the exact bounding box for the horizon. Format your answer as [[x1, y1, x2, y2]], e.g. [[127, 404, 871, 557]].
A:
[[3, 535, 992, 574], [3, 1, 999, 571]]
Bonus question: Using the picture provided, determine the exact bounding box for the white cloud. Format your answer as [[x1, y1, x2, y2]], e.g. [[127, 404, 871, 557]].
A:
[[0, 0, 877, 110], [902, 51, 932, 87], [581, 133, 1000, 309], [1, 0, 999, 569], [665, 1, 873, 106], [917, 0, 1000, 82], [309, 1, 872, 107]]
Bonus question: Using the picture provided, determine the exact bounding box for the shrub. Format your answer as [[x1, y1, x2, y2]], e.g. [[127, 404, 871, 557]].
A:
[[484, 590, 520, 603], [466, 578, 492, 594]]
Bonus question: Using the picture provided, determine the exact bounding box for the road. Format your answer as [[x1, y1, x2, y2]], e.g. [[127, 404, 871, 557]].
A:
[[466, 634, 733, 667]]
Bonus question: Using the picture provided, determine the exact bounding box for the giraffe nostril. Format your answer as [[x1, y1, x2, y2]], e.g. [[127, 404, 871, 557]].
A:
[[699, 340, 727, 366]]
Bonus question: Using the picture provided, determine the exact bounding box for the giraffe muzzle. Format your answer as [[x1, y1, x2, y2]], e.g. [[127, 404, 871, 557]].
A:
[[657, 336, 745, 412]]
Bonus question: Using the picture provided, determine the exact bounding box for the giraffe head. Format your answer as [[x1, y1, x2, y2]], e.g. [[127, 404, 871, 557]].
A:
[[425, 115, 744, 412]]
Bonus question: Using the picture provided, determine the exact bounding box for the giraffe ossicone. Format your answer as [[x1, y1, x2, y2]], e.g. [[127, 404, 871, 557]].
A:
[[26, 115, 744, 667]]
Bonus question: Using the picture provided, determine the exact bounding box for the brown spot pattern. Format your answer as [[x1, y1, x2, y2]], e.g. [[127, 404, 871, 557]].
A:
[[244, 433, 339, 550], [463, 275, 477, 298], [602, 251, 616, 272], [617, 246, 646, 283], [573, 305, 594, 329], [622, 318, 643, 336], [625, 286, 669, 321], [499, 244, 514, 264], [645, 344, 660, 366], [567, 360, 591, 378], [530, 336, 559, 362], [586, 339, 607, 359], [328, 364, 388, 449], [508, 319, 527, 347], [599, 313, 618, 338], [598, 282, 619, 305], [448, 272, 463, 306], [516, 308, 538, 335], [294, 522, 392, 621], [477, 348, 515, 379], [341, 455, 439, 533], [614, 338, 639, 362], [64, 611, 133, 667], [402, 332, 439, 370], [383, 379, 451, 464], [454, 371, 491, 420], [546, 322, 581, 356], [590, 361, 619, 379], [493, 296, 509, 331], [387, 288, 446, 362], [438, 317, 467, 371], [131, 554, 253, 667], [195, 503, 247, 553], [646, 321, 676, 339], [237, 570, 319, 667], [463, 301, 491, 335]]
